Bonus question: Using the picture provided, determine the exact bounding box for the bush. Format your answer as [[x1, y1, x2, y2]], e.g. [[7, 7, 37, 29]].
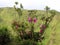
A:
[[20, 40, 38, 45], [0, 27, 11, 45]]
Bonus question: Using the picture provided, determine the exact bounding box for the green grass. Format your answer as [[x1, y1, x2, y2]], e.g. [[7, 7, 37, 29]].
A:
[[0, 7, 60, 45]]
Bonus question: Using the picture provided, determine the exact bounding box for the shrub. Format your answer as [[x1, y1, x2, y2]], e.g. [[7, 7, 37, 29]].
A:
[[0, 27, 11, 45], [20, 40, 38, 45]]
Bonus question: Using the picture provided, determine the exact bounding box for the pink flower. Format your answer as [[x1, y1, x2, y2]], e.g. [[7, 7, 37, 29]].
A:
[[40, 24, 46, 29], [42, 25, 46, 29], [28, 17, 32, 22], [33, 17, 37, 23], [40, 29, 43, 33]]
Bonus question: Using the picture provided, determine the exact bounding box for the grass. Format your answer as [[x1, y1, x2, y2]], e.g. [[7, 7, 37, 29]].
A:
[[0, 7, 60, 45]]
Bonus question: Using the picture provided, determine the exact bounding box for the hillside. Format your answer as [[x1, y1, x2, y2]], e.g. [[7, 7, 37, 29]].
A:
[[0, 7, 60, 45]]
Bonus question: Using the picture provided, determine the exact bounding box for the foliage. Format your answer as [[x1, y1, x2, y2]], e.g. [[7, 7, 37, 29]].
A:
[[15, 2, 18, 5], [20, 40, 38, 45], [20, 3, 23, 9], [0, 27, 11, 45], [0, 6, 59, 45]]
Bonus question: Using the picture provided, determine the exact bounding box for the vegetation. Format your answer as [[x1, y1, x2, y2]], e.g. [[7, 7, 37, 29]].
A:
[[0, 2, 60, 45]]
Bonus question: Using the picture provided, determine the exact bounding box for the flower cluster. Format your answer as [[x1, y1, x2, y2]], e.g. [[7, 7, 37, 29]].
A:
[[28, 17, 37, 23], [39, 24, 46, 33]]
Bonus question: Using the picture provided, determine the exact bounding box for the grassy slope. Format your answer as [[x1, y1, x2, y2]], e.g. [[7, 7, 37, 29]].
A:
[[0, 8, 60, 45], [0, 8, 19, 41], [42, 14, 60, 45]]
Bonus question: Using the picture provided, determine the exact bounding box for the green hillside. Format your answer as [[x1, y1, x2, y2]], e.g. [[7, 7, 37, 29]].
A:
[[0, 7, 60, 45]]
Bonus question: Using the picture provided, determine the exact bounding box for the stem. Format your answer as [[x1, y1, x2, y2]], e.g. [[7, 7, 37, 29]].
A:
[[31, 22, 34, 38]]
